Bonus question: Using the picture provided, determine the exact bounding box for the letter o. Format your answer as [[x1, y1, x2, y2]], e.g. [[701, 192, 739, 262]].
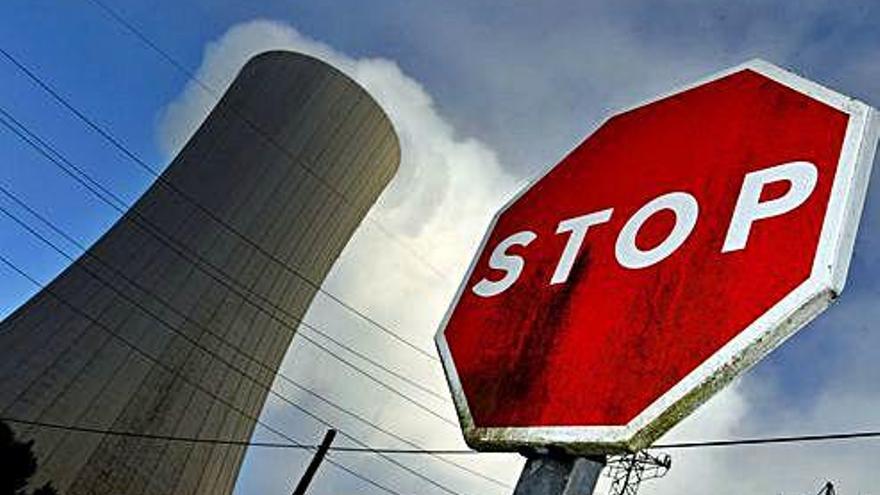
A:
[[615, 192, 699, 269]]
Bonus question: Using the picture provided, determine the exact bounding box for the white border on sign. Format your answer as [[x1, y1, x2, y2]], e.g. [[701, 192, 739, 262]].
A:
[[434, 59, 880, 454]]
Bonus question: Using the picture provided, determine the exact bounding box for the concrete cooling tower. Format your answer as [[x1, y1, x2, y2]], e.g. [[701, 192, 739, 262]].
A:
[[0, 50, 399, 494]]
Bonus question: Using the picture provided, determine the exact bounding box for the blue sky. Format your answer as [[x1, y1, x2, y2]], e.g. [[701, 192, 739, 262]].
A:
[[3, 1, 880, 493]]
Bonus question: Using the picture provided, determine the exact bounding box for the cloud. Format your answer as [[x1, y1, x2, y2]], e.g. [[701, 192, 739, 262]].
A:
[[156, 19, 522, 495]]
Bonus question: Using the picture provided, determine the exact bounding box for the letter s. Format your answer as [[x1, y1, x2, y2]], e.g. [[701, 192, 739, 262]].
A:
[[472, 231, 537, 298]]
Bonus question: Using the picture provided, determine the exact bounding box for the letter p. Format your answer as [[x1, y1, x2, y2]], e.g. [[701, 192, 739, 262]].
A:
[[722, 161, 818, 253]]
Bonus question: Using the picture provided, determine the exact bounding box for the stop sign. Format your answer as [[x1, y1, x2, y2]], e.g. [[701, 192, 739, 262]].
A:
[[435, 60, 879, 453]]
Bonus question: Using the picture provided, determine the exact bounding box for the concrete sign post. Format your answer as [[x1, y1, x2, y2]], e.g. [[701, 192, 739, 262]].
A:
[[435, 60, 878, 493]]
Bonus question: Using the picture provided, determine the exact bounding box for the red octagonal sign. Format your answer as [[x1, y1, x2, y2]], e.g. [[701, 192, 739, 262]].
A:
[[436, 60, 879, 453]]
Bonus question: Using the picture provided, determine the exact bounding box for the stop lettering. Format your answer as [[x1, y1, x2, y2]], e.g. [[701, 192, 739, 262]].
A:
[[474, 160, 818, 296]]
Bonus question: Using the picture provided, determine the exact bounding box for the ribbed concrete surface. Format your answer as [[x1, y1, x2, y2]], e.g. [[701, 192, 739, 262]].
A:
[[0, 50, 399, 495]]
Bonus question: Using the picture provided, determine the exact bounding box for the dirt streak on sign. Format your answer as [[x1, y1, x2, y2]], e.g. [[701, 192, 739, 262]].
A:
[[435, 59, 880, 453]]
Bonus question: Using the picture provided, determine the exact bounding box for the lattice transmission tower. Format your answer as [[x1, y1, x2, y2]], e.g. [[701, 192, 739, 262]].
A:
[[604, 451, 672, 495]]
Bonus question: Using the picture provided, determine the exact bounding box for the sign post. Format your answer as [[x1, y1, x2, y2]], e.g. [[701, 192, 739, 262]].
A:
[[435, 59, 879, 493], [513, 453, 604, 495]]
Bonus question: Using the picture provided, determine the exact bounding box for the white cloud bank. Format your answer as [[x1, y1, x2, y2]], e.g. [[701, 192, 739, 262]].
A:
[[157, 17, 880, 495]]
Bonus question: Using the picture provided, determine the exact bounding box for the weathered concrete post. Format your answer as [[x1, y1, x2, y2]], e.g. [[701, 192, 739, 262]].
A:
[[513, 452, 605, 495]]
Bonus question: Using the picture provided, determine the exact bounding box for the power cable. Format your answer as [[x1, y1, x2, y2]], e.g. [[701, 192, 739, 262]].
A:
[[653, 431, 880, 449], [0, 38, 440, 364], [8, 416, 880, 453], [0, 414, 499, 483], [0, 104, 455, 418], [0, 417, 477, 455], [0, 102, 449, 406], [0, 183, 509, 489], [0, 59, 508, 484], [0, 256, 403, 495], [0, 206, 478, 495]]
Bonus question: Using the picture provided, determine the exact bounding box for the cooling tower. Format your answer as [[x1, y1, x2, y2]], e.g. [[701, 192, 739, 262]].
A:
[[0, 50, 399, 494]]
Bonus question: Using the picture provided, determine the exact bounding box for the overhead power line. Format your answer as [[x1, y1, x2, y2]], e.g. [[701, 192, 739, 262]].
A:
[[0, 256, 403, 495], [653, 430, 880, 449], [0, 35, 440, 364], [7, 415, 880, 454], [0, 253, 480, 495], [0, 104, 455, 419], [0, 42, 453, 413], [0, 36, 509, 486], [0, 417, 471, 454], [0, 183, 509, 489], [0, 201, 496, 495], [0, 102, 502, 486]]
